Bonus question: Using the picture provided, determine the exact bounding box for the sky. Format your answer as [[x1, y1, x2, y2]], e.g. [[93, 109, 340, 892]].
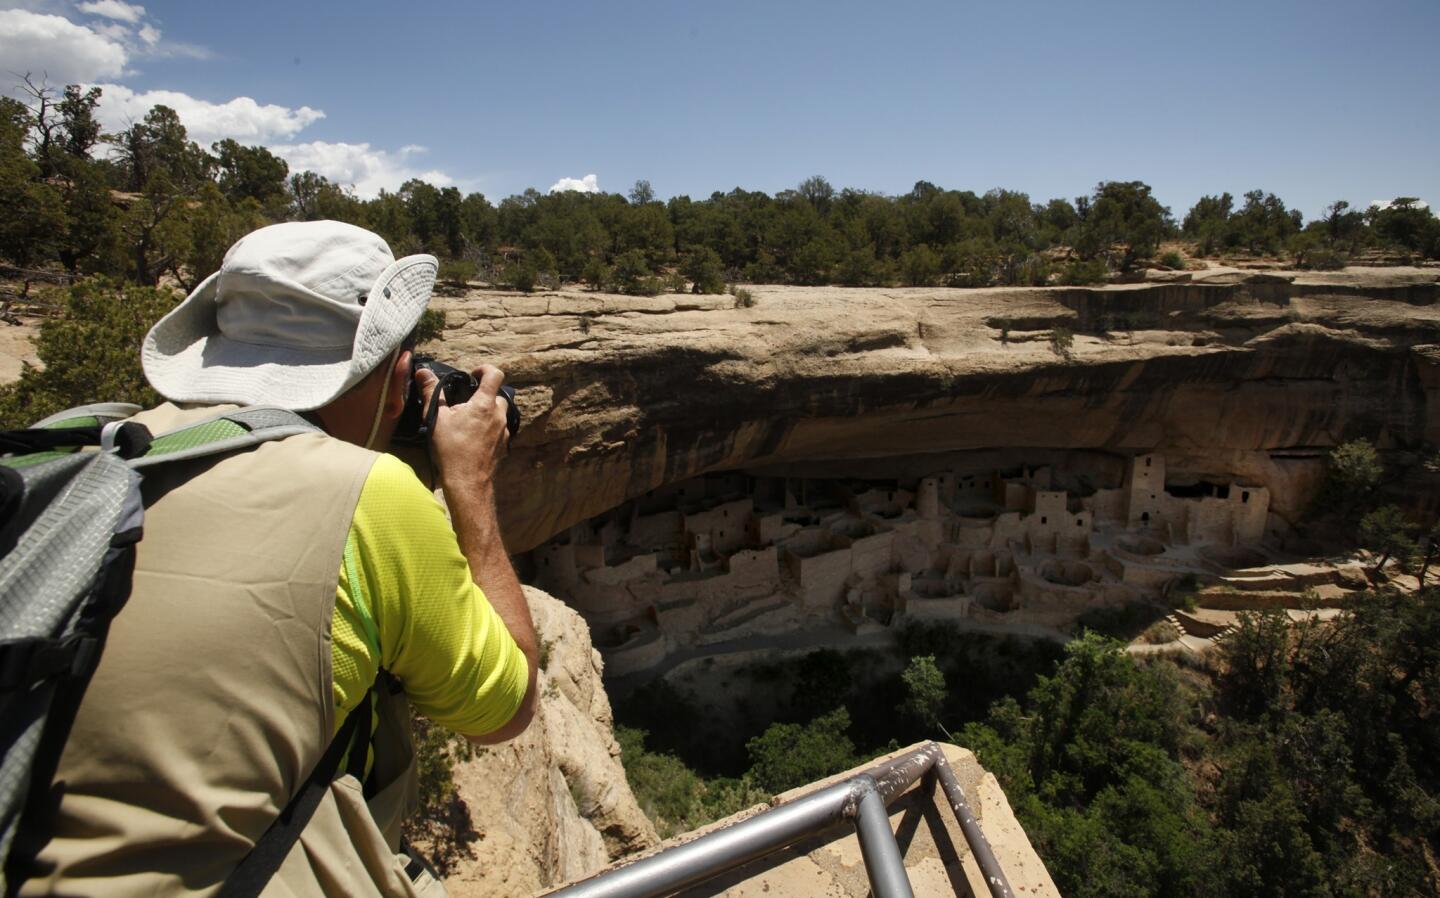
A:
[[1, 0, 1436, 219]]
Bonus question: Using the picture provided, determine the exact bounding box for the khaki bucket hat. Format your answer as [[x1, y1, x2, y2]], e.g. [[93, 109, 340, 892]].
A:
[[142, 220, 437, 411]]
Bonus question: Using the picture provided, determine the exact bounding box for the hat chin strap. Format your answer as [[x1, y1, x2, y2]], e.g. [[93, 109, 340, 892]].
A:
[[363, 350, 399, 450]]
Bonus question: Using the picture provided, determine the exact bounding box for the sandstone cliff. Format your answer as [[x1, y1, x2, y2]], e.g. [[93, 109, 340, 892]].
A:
[[427, 266, 1440, 553], [433, 586, 658, 896]]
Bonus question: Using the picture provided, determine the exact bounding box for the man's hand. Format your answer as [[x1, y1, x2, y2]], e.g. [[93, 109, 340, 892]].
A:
[[415, 364, 512, 501], [414, 362, 538, 742]]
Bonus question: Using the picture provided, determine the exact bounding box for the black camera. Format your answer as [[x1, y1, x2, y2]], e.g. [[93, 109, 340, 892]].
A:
[[392, 355, 520, 447]]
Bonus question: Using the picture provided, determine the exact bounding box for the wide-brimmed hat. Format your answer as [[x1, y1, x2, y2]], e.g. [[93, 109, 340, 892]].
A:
[[142, 220, 437, 411]]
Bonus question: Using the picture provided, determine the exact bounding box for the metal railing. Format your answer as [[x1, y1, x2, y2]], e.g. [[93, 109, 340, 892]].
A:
[[544, 741, 1015, 898]]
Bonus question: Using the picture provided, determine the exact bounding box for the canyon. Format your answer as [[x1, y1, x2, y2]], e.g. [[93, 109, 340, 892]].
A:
[[427, 265, 1440, 675]]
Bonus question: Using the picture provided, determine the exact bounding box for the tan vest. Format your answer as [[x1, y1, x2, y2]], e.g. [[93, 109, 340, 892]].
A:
[[17, 404, 445, 898]]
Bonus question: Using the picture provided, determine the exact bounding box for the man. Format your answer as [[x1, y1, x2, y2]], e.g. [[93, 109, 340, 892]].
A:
[[15, 221, 537, 896]]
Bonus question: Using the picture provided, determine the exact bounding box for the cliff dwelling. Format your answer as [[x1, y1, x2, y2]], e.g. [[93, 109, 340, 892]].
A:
[[525, 449, 1284, 677]]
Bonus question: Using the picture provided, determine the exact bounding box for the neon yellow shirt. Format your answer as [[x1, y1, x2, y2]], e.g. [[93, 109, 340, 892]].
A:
[[330, 453, 528, 737]]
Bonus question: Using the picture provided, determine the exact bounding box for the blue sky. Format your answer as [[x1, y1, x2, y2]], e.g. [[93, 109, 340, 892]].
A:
[[2, 0, 1436, 218]]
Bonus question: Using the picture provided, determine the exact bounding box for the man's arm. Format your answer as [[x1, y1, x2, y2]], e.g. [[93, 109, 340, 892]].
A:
[[418, 365, 539, 744]]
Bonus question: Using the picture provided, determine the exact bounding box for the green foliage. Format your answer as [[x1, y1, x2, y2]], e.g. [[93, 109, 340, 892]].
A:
[[745, 707, 858, 794], [901, 655, 947, 734], [505, 260, 538, 293], [168, 182, 268, 291], [1358, 505, 1417, 575], [963, 634, 1212, 898], [965, 590, 1440, 897], [615, 726, 768, 838], [682, 247, 726, 294], [1074, 181, 1174, 270], [1216, 611, 1292, 719], [1059, 258, 1108, 286], [836, 244, 889, 287], [413, 308, 446, 345], [1371, 198, 1440, 259], [212, 138, 289, 209], [615, 725, 708, 837], [581, 256, 611, 292], [1183, 190, 1304, 257], [611, 249, 664, 295], [1288, 231, 1348, 270], [0, 279, 178, 429], [2, 83, 1435, 295], [730, 286, 755, 308], [628, 179, 656, 205], [437, 258, 477, 285], [0, 98, 65, 273], [405, 713, 477, 874], [898, 243, 942, 286], [1049, 325, 1075, 359], [1325, 438, 1383, 516], [1158, 250, 1185, 270]]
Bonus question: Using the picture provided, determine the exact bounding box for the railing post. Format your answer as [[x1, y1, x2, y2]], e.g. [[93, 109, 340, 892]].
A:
[[853, 782, 917, 898]]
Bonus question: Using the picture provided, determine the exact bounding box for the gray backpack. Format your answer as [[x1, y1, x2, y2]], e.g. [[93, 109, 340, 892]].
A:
[[0, 404, 322, 894]]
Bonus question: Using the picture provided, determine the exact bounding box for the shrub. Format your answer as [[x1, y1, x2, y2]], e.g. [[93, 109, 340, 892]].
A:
[[405, 713, 477, 873], [1325, 438, 1383, 518], [0, 279, 178, 429], [1298, 248, 1346, 270], [581, 256, 611, 292], [745, 707, 858, 793], [612, 249, 664, 296], [615, 725, 706, 838], [530, 247, 560, 289], [899, 244, 942, 287], [1049, 325, 1075, 359], [412, 308, 446, 344], [1158, 250, 1185, 270], [1141, 620, 1182, 644], [1060, 259, 1108, 286], [729, 285, 755, 308], [666, 271, 687, 294], [506, 261, 538, 293], [682, 247, 726, 294], [837, 245, 887, 287], [437, 258, 477, 285]]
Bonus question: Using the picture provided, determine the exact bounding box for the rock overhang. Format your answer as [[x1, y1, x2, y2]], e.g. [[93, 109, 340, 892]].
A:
[[423, 268, 1440, 553]]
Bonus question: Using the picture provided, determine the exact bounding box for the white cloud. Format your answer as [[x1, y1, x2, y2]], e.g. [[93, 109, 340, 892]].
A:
[[270, 141, 452, 198], [76, 0, 144, 23], [549, 173, 600, 194], [0, 5, 449, 197], [0, 10, 129, 84], [90, 83, 324, 145]]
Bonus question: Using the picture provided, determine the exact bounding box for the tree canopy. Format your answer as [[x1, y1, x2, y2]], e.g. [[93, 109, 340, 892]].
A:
[[5, 80, 1433, 300]]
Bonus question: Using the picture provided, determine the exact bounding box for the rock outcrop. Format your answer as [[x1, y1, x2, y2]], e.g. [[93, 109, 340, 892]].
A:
[[550, 742, 1059, 897], [433, 586, 657, 897], [427, 266, 1440, 553]]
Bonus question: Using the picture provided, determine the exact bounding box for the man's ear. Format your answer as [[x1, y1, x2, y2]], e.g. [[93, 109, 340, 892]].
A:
[[385, 349, 412, 419]]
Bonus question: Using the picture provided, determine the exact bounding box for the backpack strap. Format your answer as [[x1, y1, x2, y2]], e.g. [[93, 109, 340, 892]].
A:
[[216, 691, 373, 898], [0, 404, 149, 464], [28, 403, 144, 430], [128, 407, 319, 470]]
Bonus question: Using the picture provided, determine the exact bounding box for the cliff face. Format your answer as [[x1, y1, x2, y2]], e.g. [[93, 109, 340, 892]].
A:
[[427, 267, 1440, 552], [433, 587, 658, 896]]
